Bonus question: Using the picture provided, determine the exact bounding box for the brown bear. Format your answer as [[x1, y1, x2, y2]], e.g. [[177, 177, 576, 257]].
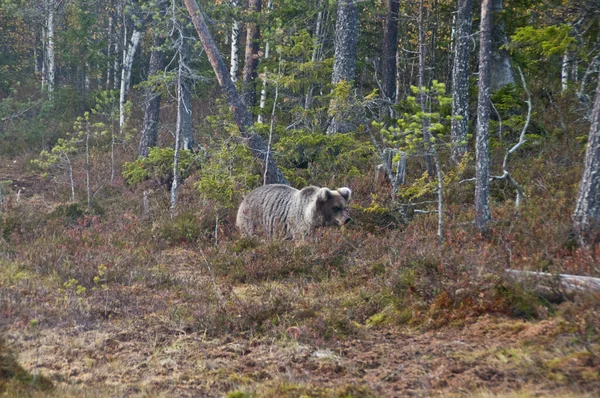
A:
[[236, 184, 352, 239]]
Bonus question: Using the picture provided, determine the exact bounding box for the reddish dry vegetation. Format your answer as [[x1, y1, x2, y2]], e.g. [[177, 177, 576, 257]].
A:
[[1, 149, 600, 397]]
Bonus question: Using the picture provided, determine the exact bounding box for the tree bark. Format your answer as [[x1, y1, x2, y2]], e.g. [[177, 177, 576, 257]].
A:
[[327, 0, 359, 134], [139, 32, 167, 157], [177, 33, 195, 151], [475, 0, 492, 233], [381, 0, 400, 102], [257, 0, 273, 124], [45, 0, 56, 97], [183, 0, 289, 185], [230, 0, 241, 82], [119, 28, 142, 135], [418, 0, 434, 176], [242, 0, 262, 109], [450, 0, 473, 163], [490, 0, 514, 92], [304, 0, 326, 111], [561, 50, 570, 93], [572, 69, 600, 246]]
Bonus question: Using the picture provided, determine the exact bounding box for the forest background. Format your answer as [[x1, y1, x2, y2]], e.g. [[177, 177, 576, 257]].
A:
[[1, 0, 600, 396]]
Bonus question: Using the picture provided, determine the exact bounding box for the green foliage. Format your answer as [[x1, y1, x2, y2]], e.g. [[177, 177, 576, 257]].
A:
[[158, 212, 202, 244], [377, 80, 452, 154], [276, 129, 375, 186], [122, 147, 201, 186], [194, 141, 260, 209], [510, 24, 574, 69]]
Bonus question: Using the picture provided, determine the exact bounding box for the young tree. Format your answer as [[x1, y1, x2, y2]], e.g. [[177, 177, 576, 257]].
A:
[[242, 0, 262, 109], [183, 0, 288, 185], [475, 0, 492, 233], [572, 70, 600, 247], [327, 0, 359, 134], [450, 0, 473, 163]]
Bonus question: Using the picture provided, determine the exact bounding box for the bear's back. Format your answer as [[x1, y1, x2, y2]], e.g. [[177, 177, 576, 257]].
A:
[[237, 184, 301, 238]]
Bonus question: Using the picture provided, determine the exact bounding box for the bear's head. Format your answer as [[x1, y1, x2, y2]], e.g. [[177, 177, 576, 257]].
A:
[[316, 187, 352, 227]]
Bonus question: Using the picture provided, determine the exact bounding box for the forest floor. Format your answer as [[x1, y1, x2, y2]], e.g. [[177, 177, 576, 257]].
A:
[[1, 160, 600, 397]]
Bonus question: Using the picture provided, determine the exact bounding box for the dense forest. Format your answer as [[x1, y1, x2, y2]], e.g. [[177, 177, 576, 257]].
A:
[[1, 0, 600, 396]]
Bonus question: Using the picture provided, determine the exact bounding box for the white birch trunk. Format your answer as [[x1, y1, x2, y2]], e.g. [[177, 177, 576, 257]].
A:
[[119, 29, 142, 135], [41, 22, 47, 90], [46, 1, 56, 96], [230, 0, 241, 82], [257, 0, 272, 124], [561, 50, 569, 92]]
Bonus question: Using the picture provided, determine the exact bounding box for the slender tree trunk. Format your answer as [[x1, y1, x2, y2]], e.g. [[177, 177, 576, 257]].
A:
[[418, 0, 433, 176], [304, 0, 326, 110], [106, 15, 113, 90], [140, 33, 167, 157], [381, 0, 400, 102], [475, 0, 493, 233], [258, 0, 273, 123], [178, 34, 195, 151], [113, 1, 123, 90], [561, 50, 570, 92], [183, 0, 289, 185], [230, 0, 241, 82], [572, 70, 600, 246], [490, 0, 514, 92], [46, 0, 56, 97], [85, 129, 92, 208], [327, 0, 359, 134], [119, 28, 142, 135], [242, 0, 262, 109], [450, 0, 473, 163]]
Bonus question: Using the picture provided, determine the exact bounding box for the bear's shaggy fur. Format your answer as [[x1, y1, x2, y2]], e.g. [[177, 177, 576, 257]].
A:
[[236, 184, 352, 239]]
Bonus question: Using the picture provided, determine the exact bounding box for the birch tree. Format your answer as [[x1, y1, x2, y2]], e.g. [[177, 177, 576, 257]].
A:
[[119, 27, 142, 135], [475, 0, 493, 233], [304, 0, 327, 111], [572, 70, 600, 246], [450, 0, 473, 163], [229, 0, 241, 82], [44, 0, 57, 98]]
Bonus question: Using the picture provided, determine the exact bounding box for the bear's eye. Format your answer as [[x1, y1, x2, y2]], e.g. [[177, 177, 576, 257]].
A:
[[332, 206, 341, 212]]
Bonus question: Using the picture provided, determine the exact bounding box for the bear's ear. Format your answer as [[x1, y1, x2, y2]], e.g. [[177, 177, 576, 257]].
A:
[[337, 187, 351, 201], [317, 188, 331, 202]]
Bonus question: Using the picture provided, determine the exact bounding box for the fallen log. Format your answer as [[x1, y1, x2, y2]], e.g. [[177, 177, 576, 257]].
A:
[[505, 269, 600, 300]]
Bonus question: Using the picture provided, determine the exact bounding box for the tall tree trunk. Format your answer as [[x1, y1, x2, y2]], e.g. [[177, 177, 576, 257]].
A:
[[230, 0, 241, 82], [490, 0, 514, 92], [572, 70, 600, 247], [327, 0, 359, 134], [304, 0, 326, 110], [475, 0, 493, 233], [113, 0, 123, 90], [450, 0, 473, 163], [45, 0, 56, 97], [418, 0, 433, 176], [177, 34, 195, 151], [183, 0, 289, 185], [257, 0, 273, 124], [561, 50, 570, 93], [381, 0, 400, 102], [119, 28, 142, 135], [139, 32, 167, 157], [242, 0, 262, 109], [106, 15, 114, 90]]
